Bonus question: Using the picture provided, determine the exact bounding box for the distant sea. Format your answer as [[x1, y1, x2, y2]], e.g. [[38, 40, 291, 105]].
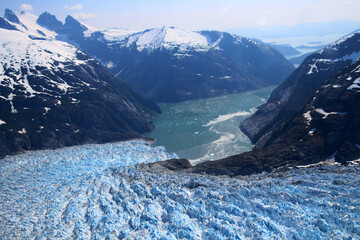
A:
[[145, 86, 275, 164], [264, 33, 346, 55]]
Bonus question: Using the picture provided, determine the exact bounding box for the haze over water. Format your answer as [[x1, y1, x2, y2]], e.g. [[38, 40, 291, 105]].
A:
[[146, 86, 276, 164]]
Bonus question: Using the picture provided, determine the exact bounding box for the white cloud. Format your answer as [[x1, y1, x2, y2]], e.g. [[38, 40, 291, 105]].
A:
[[19, 4, 33, 11], [220, 4, 233, 15], [65, 4, 84, 10], [71, 4, 83, 10], [74, 12, 98, 20]]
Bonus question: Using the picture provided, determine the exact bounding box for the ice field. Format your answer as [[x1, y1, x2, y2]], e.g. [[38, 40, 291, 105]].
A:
[[0, 141, 359, 239]]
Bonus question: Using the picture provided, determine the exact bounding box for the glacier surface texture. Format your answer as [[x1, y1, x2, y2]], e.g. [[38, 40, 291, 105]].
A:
[[0, 141, 359, 239]]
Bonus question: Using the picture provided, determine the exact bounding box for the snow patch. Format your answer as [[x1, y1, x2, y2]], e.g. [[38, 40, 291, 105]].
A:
[[173, 53, 193, 58], [347, 77, 360, 90], [57, 81, 72, 93], [314, 108, 347, 118], [308, 128, 316, 136], [102, 28, 137, 42], [106, 61, 114, 68], [303, 111, 312, 125], [328, 32, 356, 48], [307, 59, 334, 75], [342, 51, 360, 63], [44, 107, 51, 114], [82, 23, 99, 38], [307, 60, 319, 75], [18, 128, 26, 134]]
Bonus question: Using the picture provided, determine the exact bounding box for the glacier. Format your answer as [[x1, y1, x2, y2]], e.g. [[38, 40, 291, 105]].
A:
[[0, 141, 359, 239]]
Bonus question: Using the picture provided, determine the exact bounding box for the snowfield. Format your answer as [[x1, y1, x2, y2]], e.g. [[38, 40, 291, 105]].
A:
[[0, 141, 359, 239]]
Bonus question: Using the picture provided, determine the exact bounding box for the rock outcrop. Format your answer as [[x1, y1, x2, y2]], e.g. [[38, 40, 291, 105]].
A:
[[240, 31, 360, 146]]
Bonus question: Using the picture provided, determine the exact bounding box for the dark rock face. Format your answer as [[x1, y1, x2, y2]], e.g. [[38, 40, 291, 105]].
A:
[[240, 32, 360, 145], [4, 9, 20, 24], [108, 30, 293, 102], [0, 13, 161, 159], [144, 158, 193, 172], [0, 17, 17, 30], [157, 59, 360, 176], [36, 12, 63, 32], [0, 55, 161, 158], [109, 45, 292, 102], [38, 13, 294, 102], [62, 15, 87, 39]]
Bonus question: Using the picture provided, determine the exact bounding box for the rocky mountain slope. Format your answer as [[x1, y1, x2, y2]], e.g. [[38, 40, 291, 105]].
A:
[[37, 12, 294, 102], [240, 31, 360, 146], [156, 57, 360, 175], [0, 10, 160, 158]]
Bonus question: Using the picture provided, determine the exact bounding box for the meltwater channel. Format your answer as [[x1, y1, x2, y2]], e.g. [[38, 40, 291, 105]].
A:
[[145, 86, 275, 164]]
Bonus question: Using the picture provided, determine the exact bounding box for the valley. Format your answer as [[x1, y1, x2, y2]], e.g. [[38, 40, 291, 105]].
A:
[[146, 86, 275, 163], [0, 2, 360, 239]]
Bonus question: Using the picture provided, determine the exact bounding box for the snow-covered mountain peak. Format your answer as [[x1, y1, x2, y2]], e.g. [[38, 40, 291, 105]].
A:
[[116, 27, 264, 53], [0, 12, 87, 70], [0, 12, 89, 103], [0, 10, 293, 103], [125, 26, 211, 52], [99, 27, 137, 41], [7, 11, 58, 40], [327, 30, 360, 49], [304, 32, 360, 76], [318, 31, 360, 56], [0, 10, 161, 158], [4, 8, 20, 24]]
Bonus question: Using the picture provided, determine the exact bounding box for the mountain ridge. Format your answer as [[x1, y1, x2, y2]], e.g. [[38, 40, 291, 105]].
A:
[[240, 30, 360, 146], [35, 11, 294, 102], [0, 10, 161, 158]]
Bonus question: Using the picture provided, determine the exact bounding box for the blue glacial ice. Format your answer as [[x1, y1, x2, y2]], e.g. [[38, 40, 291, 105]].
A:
[[0, 140, 359, 239]]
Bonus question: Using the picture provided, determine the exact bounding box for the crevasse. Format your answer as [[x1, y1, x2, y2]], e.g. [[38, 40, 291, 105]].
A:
[[0, 141, 359, 239]]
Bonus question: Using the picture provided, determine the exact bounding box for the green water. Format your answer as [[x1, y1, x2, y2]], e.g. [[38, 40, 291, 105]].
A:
[[145, 86, 276, 164]]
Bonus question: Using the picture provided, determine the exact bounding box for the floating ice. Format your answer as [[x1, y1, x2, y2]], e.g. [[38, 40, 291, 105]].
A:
[[203, 111, 251, 127]]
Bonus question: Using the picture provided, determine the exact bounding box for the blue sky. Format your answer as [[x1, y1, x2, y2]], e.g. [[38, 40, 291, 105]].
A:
[[0, 0, 360, 31]]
